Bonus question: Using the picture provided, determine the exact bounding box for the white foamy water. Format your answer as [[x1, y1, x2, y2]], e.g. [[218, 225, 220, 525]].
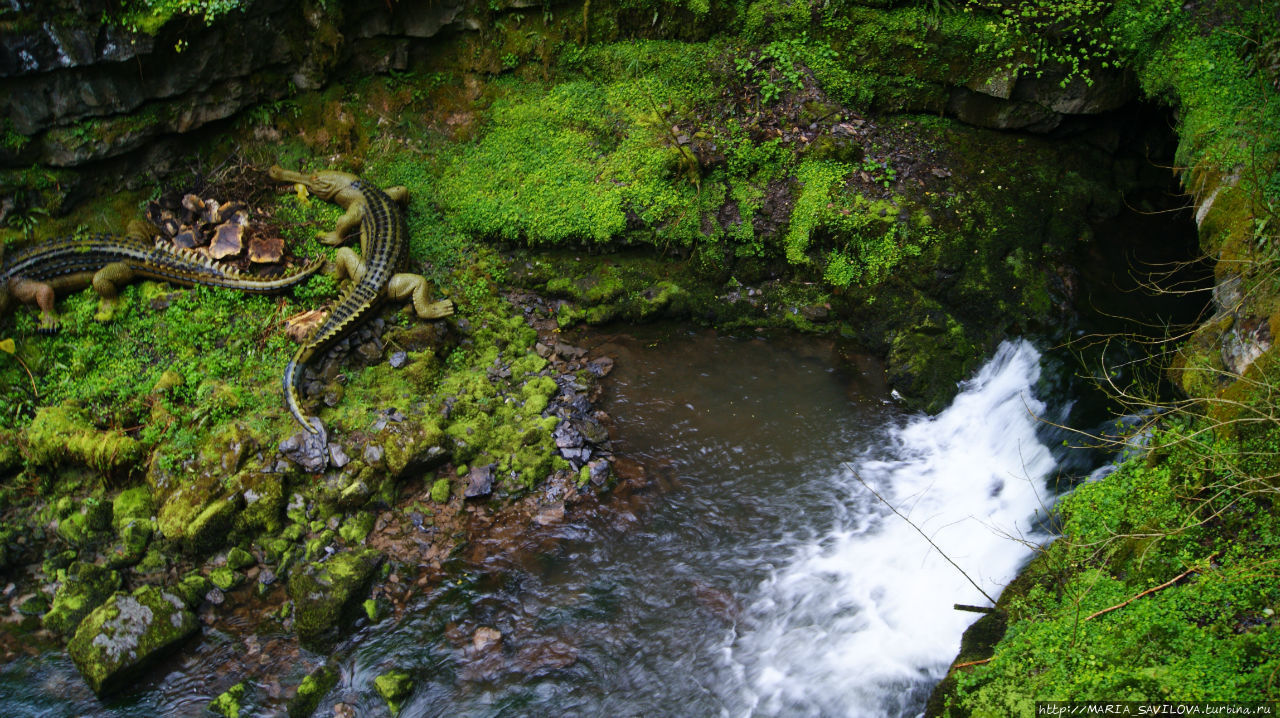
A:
[[727, 340, 1055, 717]]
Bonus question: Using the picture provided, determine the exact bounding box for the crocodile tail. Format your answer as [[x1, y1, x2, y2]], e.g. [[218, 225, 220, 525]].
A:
[[283, 353, 317, 434], [149, 241, 324, 292]]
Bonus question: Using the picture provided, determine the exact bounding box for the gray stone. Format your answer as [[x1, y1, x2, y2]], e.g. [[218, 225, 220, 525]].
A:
[[464, 464, 495, 499], [279, 419, 329, 473]]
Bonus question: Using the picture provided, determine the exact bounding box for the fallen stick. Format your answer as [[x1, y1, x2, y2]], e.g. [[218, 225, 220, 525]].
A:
[[843, 462, 999, 607], [1084, 553, 1217, 621], [954, 604, 996, 614], [952, 657, 994, 669]]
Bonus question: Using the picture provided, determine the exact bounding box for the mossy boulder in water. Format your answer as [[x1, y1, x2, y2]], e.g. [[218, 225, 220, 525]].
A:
[[42, 561, 121, 635], [67, 585, 198, 695], [374, 669, 415, 716], [287, 548, 383, 645], [287, 662, 339, 718]]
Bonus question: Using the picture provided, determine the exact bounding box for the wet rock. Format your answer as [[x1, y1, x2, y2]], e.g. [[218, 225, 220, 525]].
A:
[[227, 547, 256, 571], [357, 341, 383, 363], [67, 586, 199, 695], [586, 356, 614, 377], [279, 418, 329, 473], [553, 422, 583, 449], [382, 421, 449, 480], [554, 343, 587, 361], [323, 383, 344, 407], [374, 669, 414, 716], [176, 574, 212, 608], [171, 228, 201, 249], [205, 587, 225, 606], [533, 503, 565, 526], [208, 222, 244, 259], [514, 638, 578, 677], [287, 548, 384, 645], [473, 626, 502, 652], [43, 562, 122, 635], [184, 495, 243, 554], [287, 662, 339, 718], [211, 681, 247, 718], [389, 350, 408, 368], [17, 594, 49, 617], [363, 444, 385, 467], [209, 567, 242, 591], [586, 459, 611, 486], [328, 443, 351, 469], [112, 486, 155, 531], [464, 464, 495, 499], [248, 235, 284, 264], [573, 417, 609, 445]]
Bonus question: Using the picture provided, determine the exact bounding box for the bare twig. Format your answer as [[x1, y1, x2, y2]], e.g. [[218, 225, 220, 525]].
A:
[[843, 462, 999, 607], [1084, 552, 1217, 621]]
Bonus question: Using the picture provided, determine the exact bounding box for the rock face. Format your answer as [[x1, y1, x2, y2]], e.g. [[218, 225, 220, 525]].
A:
[[287, 548, 383, 644], [67, 585, 199, 695], [0, 0, 475, 174]]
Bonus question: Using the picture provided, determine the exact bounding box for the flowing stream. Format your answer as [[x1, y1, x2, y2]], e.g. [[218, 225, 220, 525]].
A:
[[340, 327, 1061, 717], [0, 327, 1067, 717]]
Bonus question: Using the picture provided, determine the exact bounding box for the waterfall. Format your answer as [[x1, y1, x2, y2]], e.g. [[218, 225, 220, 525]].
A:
[[727, 340, 1055, 717]]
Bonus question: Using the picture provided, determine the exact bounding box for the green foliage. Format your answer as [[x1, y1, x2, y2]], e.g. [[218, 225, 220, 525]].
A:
[[967, 0, 1120, 86], [114, 0, 248, 33], [952, 420, 1280, 711]]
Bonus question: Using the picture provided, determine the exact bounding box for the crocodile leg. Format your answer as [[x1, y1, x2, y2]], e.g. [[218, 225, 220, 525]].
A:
[[387, 272, 455, 319], [321, 203, 364, 246], [91, 261, 135, 322], [9, 277, 61, 333], [385, 186, 409, 204], [333, 247, 368, 284]]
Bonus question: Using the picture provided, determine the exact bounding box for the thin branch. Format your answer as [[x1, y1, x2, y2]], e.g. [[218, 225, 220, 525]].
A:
[[1084, 553, 1216, 621], [843, 462, 999, 607]]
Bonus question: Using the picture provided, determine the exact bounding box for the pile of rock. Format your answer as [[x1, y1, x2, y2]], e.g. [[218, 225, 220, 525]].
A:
[[146, 194, 285, 264]]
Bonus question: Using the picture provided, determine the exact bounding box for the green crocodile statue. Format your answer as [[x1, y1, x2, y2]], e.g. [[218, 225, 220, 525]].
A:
[[0, 233, 322, 333], [268, 165, 454, 434]]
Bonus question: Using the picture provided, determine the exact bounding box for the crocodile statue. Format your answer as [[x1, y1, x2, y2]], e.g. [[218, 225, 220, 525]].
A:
[[268, 165, 454, 434], [0, 232, 322, 333]]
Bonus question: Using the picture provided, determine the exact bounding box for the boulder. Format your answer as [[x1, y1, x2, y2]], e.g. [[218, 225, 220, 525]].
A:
[[67, 586, 199, 695], [374, 669, 414, 716], [43, 562, 121, 635], [287, 548, 384, 644]]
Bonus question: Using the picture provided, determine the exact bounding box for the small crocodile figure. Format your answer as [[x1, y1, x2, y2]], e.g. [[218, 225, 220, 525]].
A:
[[1, 232, 322, 333], [268, 165, 454, 434]]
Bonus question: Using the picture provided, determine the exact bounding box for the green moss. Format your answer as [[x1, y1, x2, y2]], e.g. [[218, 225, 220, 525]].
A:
[[67, 586, 198, 695], [210, 681, 247, 718], [287, 663, 338, 718], [22, 405, 142, 474], [337, 512, 376, 545], [111, 486, 155, 531], [208, 566, 241, 591], [43, 561, 122, 635], [374, 669, 415, 716], [287, 549, 383, 644], [429, 478, 451, 504]]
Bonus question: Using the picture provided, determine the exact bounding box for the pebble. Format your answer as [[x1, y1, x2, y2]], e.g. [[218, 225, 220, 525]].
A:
[[389, 351, 407, 368]]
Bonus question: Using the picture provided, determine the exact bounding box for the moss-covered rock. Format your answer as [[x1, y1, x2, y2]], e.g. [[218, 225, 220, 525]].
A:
[[226, 546, 256, 571], [286, 548, 383, 645], [67, 586, 198, 695], [287, 662, 338, 718], [42, 561, 121, 635], [181, 495, 243, 555], [111, 486, 155, 531], [211, 681, 247, 718], [374, 669, 414, 716], [337, 512, 376, 546], [21, 405, 142, 474], [208, 566, 241, 591]]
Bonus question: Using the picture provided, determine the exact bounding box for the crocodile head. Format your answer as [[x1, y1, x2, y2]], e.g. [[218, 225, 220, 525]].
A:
[[269, 166, 362, 205]]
